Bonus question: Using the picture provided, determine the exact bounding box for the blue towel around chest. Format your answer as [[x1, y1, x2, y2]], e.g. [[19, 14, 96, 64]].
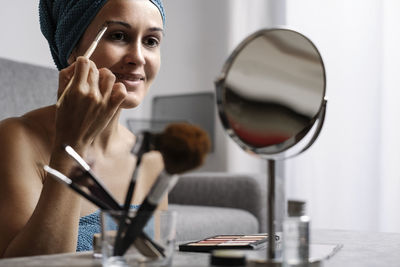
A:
[[76, 206, 153, 252]]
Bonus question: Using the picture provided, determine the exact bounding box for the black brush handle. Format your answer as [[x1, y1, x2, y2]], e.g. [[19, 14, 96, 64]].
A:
[[85, 169, 122, 210], [114, 167, 139, 256], [116, 199, 156, 255], [139, 232, 165, 256], [63, 145, 122, 210], [116, 171, 179, 255], [114, 132, 151, 255], [69, 182, 113, 210]]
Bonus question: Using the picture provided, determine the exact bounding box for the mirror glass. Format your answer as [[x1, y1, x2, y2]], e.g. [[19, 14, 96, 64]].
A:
[[216, 28, 326, 156]]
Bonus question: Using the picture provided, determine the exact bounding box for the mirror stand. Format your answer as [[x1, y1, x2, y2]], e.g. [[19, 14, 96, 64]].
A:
[[267, 159, 278, 260], [262, 99, 327, 266]]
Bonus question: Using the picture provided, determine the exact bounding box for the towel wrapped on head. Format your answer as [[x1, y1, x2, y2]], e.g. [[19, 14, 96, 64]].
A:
[[39, 0, 165, 70]]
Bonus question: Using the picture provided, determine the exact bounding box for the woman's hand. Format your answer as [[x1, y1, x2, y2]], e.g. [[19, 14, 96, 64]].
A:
[[54, 57, 127, 155]]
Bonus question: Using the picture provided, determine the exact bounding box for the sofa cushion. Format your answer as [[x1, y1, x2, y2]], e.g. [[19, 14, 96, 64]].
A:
[[169, 204, 259, 242], [0, 57, 58, 120], [169, 173, 265, 232]]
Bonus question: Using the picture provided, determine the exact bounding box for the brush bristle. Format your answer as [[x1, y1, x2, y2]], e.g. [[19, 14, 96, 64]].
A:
[[156, 123, 211, 174]]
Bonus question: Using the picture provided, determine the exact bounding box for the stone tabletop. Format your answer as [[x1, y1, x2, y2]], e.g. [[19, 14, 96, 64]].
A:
[[0, 229, 399, 266]]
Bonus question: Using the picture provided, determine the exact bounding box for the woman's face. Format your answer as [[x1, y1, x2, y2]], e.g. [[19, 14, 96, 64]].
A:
[[70, 0, 163, 109]]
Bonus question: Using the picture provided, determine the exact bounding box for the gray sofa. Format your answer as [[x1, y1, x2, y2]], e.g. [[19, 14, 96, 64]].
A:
[[0, 57, 266, 242]]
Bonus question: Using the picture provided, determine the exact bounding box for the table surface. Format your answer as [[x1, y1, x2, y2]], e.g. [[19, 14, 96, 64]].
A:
[[0, 229, 399, 266]]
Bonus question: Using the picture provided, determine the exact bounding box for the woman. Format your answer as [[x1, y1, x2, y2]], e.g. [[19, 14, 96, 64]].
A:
[[0, 0, 165, 257]]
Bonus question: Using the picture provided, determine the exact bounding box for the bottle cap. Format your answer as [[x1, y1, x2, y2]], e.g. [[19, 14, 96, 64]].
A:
[[288, 200, 306, 217]]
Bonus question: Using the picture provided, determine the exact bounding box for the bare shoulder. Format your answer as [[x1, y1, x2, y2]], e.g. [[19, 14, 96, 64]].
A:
[[0, 117, 46, 252], [0, 117, 37, 155], [0, 106, 55, 177], [0, 106, 56, 199], [0, 116, 45, 185]]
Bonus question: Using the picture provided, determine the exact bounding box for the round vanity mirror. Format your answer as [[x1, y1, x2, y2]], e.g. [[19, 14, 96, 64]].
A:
[[216, 28, 326, 158]]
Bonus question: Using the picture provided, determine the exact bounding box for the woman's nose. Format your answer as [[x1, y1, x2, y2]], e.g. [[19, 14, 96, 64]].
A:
[[124, 42, 145, 66]]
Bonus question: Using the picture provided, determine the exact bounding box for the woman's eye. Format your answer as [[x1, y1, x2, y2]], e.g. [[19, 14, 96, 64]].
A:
[[109, 32, 127, 42], [144, 37, 160, 48]]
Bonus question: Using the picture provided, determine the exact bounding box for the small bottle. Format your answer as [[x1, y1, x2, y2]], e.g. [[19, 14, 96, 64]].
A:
[[282, 200, 310, 267]]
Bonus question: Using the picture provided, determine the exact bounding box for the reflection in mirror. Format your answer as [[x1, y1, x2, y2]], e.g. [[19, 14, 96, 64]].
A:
[[217, 29, 326, 155], [215, 28, 327, 262]]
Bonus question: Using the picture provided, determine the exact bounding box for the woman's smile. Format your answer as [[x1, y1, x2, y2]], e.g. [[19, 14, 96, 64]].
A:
[[114, 72, 145, 90]]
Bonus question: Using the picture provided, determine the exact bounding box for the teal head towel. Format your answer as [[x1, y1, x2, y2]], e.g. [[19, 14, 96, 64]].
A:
[[39, 0, 165, 70]]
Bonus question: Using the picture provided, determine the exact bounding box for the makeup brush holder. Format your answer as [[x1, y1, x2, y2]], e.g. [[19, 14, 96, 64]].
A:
[[99, 209, 177, 267]]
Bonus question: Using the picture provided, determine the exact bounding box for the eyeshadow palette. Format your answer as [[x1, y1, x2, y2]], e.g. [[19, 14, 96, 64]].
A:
[[179, 234, 272, 252]]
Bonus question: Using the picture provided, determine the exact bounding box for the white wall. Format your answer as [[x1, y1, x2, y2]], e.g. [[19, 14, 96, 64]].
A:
[[284, 0, 383, 231], [0, 1, 54, 67], [379, 0, 400, 232]]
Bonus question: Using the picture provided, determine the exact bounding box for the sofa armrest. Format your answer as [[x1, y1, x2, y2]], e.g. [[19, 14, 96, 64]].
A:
[[168, 172, 266, 231]]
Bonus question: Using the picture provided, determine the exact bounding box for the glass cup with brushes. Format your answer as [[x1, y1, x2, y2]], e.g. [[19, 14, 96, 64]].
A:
[[43, 123, 211, 266]]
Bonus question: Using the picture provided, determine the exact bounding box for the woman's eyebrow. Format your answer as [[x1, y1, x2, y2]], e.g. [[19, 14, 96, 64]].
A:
[[105, 20, 131, 29], [104, 21, 164, 35], [149, 27, 165, 36]]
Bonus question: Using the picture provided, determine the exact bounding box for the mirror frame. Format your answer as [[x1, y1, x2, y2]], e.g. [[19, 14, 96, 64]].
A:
[[215, 27, 327, 158]]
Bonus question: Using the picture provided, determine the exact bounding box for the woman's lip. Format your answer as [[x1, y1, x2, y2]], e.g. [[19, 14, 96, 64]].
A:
[[117, 78, 143, 89], [114, 73, 145, 89], [114, 73, 145, 81]]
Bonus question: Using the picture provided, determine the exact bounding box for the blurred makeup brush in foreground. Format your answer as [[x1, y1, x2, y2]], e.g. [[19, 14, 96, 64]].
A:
[[150, 122, 211, 174], [114, 122, 211, 256]]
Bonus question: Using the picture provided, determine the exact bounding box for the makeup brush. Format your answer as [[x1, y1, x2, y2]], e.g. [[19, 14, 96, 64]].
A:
[[114, 132, 151, 255], [43, 164, 165, 258], [44, 165, 113, 209], [64, 145, 121, 210], [152, 122, 211, 174], [122, 122, 210, 223], [122, 132, 152, 212], [114, 123, 211, 256], [56, 24, 108, 107], [64, 144, 167, 257]]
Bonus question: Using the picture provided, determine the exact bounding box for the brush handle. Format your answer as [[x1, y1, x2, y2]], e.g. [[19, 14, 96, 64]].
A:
[[72, 180, 165, 257], [64, 145, 122, 210], [56, 25, 108, 107], [44, 165, 113, 210], [113, 132, 148, 254], [44, 165, 163, 256], [85, 169, 122, 210], [123, 165, 140, 211], [111, 208, 165, 257], [114, 166, 139, 255], [117, 172, 179, 255], [116, 199, 157, 256], [56, 78, 73, 107], [69, 182, 113, 210], [139, 232, 165, 257]]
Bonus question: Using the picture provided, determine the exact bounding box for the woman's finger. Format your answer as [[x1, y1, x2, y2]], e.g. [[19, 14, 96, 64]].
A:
[[110, 82, 127, 107], [86, 60, 101, 102], [57, 62, 76, 98], [72, 57, 91, 90], [98, 68, 115, 101]]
